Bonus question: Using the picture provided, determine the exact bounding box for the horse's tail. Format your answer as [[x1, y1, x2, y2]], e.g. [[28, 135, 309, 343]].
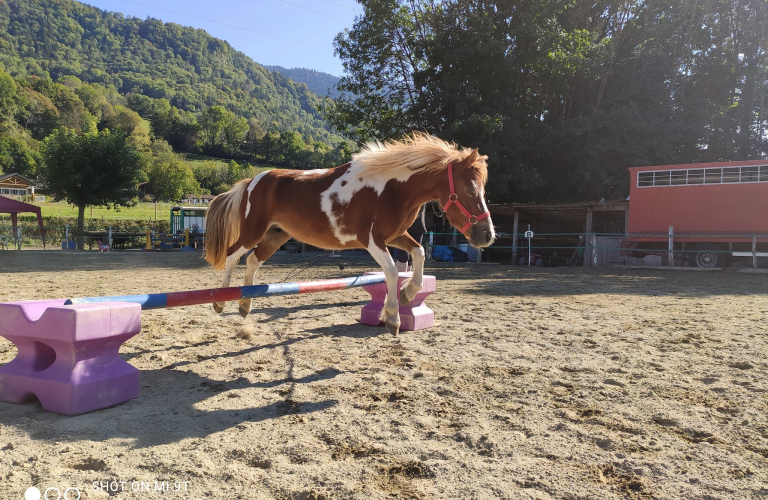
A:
[[204, 179, 250, 270]]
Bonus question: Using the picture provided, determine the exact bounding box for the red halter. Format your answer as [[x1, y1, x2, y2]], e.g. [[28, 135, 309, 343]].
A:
[[442, 162, 491, 234]]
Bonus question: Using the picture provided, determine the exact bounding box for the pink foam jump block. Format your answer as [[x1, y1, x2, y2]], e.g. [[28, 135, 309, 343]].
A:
[[360, 272, 436, 331], [0, 299, 141, 415]]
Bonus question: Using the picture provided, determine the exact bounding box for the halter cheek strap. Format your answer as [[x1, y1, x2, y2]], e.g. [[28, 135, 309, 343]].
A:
[[442, 162, 491, 234]]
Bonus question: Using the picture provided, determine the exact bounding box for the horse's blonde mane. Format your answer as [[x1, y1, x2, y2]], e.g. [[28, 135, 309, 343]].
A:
[[352, 132, 488, 181]]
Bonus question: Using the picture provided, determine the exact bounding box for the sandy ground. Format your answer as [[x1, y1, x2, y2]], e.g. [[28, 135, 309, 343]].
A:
[[0, 250, 766, 500]]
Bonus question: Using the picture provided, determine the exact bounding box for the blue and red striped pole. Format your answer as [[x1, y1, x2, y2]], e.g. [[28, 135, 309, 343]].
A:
[[64, 274, 387, 310]]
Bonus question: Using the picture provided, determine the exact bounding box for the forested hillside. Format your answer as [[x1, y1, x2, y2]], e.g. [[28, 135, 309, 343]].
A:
[[0, 0, 354, 197], [0, 0, 348, 143], [266, 66, 341, 98]]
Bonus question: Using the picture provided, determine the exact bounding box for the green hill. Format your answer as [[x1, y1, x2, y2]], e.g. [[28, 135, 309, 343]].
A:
[[266, 66, 341, 98], [0, 0, 340, 144]]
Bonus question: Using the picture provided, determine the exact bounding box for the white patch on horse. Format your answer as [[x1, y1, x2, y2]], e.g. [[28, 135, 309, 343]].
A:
[[478, 185, 489, 213], [222, 246, 249, 287], [245, 171, 269, 219], [320, 161, 417, 245], [301, 169, 328, 176]]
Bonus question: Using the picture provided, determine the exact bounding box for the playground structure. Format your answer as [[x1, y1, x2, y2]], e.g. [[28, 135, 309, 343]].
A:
[[0, 272, 435, 415], [143, 229, 200, 251], [170, 206, 206, 234]]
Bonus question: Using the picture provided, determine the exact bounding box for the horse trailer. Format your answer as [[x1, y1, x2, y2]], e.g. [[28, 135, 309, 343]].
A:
[[624, 160, 768, 267]]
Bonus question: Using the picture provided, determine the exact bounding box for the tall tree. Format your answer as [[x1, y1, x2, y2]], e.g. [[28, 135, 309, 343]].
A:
[[326, 0, 433, 143], [147, 152, 200, 201], [42, 128, 143, 249]]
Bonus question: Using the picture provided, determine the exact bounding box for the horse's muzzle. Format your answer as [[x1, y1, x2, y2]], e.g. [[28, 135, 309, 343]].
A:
[[467, 219, 495, 248]]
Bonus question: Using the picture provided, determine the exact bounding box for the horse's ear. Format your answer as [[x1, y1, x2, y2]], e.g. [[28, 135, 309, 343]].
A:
[[463, 149, 479, 166]]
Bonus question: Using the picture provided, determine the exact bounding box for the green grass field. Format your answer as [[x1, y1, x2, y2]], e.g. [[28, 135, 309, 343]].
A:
[[26, 154, 274, 220], [38, 201, 177, 220], [182, 153, 274, 172]]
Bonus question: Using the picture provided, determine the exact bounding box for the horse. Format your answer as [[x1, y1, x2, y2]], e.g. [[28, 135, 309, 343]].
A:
[[203, 133, 495, 335]]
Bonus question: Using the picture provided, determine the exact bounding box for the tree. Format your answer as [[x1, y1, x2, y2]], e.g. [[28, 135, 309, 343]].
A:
[[0, 68, 18, 124], [18, 88, 60, 139], [189, 160, 226, 193], [226, 160, 241, 184], [42, 128, 143, 249], [75, 83, 115, 122], [278, 130, 308, 167], [325, 0, 433, 142], [103, 106, 151, 151], [25, 77, 95, 132], [198, 105, 229, 151], [147, 152, 200, 201], [198, 105, 248, 154], [0, 134, 41, 177]]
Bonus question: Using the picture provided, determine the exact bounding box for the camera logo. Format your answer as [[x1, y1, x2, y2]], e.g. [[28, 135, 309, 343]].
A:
[[24, 487, 81, 500]]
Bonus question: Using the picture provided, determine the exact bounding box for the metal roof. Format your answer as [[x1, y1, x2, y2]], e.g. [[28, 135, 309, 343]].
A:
[[490, 201, 628, 223]]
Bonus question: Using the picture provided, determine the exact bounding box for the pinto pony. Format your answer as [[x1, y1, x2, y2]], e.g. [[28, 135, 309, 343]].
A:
[[204, 133, 495, 334]]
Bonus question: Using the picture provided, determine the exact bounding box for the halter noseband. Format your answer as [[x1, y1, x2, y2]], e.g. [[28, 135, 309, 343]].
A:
[[442, 162, 491, 234]]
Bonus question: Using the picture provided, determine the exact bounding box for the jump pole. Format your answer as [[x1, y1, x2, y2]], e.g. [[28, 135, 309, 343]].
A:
[[64, 274, 387, 309], [0, 273, 434, 415]]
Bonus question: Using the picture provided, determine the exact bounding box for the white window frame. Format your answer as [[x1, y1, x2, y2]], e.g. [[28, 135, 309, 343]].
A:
[[637, 165, 768, 188]]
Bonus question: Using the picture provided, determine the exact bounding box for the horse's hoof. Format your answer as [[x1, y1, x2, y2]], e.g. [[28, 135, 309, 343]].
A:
[[399, 289, 411, 306], [385, 318, 400, 336], [213, 303, 224, 314], [239, 306, 250, 318]]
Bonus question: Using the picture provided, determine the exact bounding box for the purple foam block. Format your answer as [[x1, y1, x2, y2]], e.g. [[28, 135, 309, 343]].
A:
[[360, 272, 435, 331], [0, 299, 141, 415]]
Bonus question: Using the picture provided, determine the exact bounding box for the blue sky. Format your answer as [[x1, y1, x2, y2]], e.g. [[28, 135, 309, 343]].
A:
[[82, 0, 360, 76]]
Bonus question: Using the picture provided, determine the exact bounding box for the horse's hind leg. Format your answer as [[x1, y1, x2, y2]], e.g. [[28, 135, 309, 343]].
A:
[[366, 236, 401, 335], [213, 221, 270, 313], [389, 233, 425, 305], [238, 227, 291, 318], [212, 245, 250, 313]]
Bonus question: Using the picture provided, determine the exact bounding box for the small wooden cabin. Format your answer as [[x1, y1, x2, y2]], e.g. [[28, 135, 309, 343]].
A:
[[0, 173, 35, 200]]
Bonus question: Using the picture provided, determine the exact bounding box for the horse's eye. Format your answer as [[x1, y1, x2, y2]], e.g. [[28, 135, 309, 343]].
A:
[[466, 188, 477, 197]]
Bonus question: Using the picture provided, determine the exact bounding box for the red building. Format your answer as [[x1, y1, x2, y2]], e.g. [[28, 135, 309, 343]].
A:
[[626, 160, 768, 267]]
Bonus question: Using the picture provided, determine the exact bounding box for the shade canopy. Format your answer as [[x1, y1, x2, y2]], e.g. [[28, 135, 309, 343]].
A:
[[0, 195, 46, 248]]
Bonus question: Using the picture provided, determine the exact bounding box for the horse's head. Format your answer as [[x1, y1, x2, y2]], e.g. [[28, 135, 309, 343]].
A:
[[442, 149, 495, 248]]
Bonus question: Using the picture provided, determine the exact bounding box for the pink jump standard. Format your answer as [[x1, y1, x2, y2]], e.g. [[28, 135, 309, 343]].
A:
[[0, 300, 141, 415], [360, 272, 436, 331]]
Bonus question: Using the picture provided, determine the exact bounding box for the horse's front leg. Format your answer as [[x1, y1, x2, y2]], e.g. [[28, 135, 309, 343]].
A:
[[366, 237, 401, 335], [389, 234, 425, 305], [213, 245, 250, 313]]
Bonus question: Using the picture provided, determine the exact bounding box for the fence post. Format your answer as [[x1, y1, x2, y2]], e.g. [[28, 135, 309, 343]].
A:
[[592, 233, 598, 266], [753, 235, 758, 269], [108, 226, 112, 249], [16, 226, 21, 250], [512, 211, 519, 264], [65, 223, 69, 244], [668, 226, 674, 267], [583, 208, 593, 267]]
